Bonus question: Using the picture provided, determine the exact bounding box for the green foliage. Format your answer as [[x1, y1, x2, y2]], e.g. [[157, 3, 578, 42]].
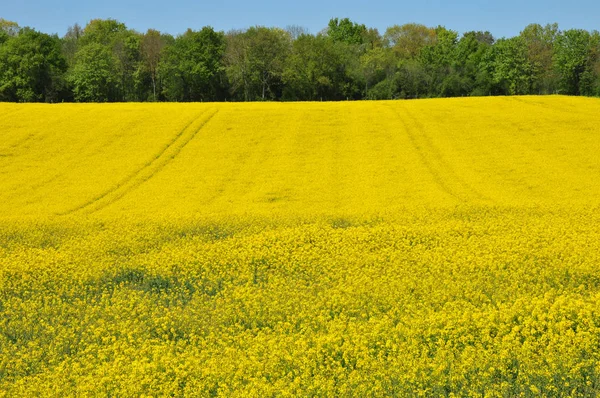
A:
[[113, 31, 142, 101], [139, 29, 166, 101], [62, 24, 82, 67], [520, 23, 558, 94], [384, 24, 437, 59], [0, 18, 20, 44], [361, 47, 395, 98], [79, 19, 127, 47], [282, 34, 338, 100], [327, 18, 367, 45], [396, 59, 428, 98], [159, 27, 226, 102], [0, 27, 67, 102], [486, 37, 535, 95], [67, 43, 117, 102], [554, 29, 594, 95], [452, 31, 494, 96], [2, 18, 600, 102], [67, 19, 150, 102], [419, 27, 460, 96], [225, 27, 291, 101]]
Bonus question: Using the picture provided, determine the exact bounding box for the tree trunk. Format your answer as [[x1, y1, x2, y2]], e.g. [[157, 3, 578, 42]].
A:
[[151, 74, 156, 102]]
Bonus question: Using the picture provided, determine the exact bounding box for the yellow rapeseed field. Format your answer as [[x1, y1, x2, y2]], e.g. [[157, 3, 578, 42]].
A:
[[1, 96, 600, 396]]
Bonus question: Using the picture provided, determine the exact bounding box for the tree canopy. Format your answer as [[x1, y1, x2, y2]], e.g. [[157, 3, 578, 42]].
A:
[[1, 17, 599, 102]]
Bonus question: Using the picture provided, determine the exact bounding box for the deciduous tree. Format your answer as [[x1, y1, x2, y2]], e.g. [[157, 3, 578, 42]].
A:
[[160, 27, 226, 102], [0, 28, 67, 102], [225, 27, 290, 101], [140, 29, 165, 101], [67, 43, 117, 102]]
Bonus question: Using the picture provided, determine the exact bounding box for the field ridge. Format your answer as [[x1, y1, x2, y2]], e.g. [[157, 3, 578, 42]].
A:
[[386, 102, 492, 204], [58, 108, 219, 216]]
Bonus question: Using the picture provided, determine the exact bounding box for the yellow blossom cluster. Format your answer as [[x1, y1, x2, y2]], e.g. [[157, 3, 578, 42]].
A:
[[1, 96, 600, 395]]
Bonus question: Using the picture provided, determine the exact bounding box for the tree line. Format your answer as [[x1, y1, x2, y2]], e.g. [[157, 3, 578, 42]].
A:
[[1, 17, 600, 102]]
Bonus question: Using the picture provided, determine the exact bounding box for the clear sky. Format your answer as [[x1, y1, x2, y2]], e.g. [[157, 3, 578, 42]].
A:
[[2, 0, 599, 39]]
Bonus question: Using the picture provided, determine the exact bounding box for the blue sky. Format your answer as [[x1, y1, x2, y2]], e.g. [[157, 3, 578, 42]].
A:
[[2, 0, 599, 39]]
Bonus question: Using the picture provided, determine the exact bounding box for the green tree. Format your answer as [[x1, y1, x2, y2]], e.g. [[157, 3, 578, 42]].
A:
[[140, 29, 166, 101], [282, 33, 348, 100], [0, 18, 20, 44], [554, 29, 594, 95], [69, 19, 144, 101], [362, 27, 384, 50], [419, 26, 459, 96], [225, 27, 291, 101], [590, 31, 600, 95], [578, 31, 600, 96], [453, 31, 494, 96], [384, 23, 437, 59], [520, 23, 559, 94], [485, 37, 535, 95], [67, 43, 117, 102], [0, 28, 68, 102], [113, 30, 142, 101], [395, 59, 428, 98], [360, 46, 395, 98], [159, 27, 226, 102], [62, 23, 82, 67], [79, 19, 127, 47], [327, 18, 366, 45]]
